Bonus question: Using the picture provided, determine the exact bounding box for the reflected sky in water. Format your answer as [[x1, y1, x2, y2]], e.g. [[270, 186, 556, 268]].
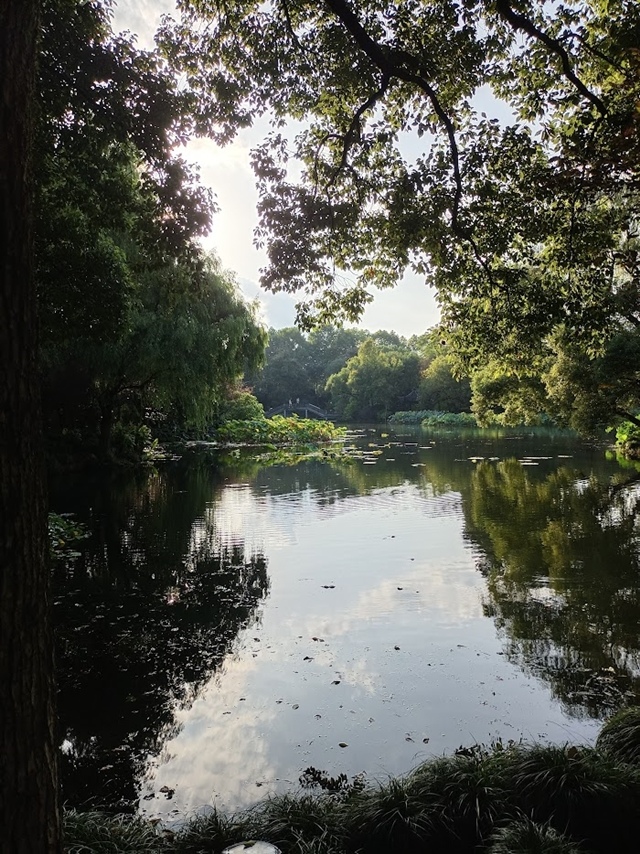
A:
[[52, 428, 640, 818]]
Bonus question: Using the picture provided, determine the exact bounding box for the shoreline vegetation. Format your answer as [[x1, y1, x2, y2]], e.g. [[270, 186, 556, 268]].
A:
[[49, 407, 640, 472], [63, 708, 640, 853], [212, 415, 346, 448]]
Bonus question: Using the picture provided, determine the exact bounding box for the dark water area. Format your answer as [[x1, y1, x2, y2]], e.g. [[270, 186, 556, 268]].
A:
[[50, 427, 640, 819]]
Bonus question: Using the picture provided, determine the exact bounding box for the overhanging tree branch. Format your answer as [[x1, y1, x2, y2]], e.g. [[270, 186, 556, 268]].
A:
[[322, 0, 465, 233], [321, 0, 499, 288], [336, 74, 391, 175], [495, 0, 607, 116]]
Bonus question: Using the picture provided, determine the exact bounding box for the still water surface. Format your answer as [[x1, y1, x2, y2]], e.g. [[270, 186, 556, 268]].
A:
[[51, 427, 640, 819]]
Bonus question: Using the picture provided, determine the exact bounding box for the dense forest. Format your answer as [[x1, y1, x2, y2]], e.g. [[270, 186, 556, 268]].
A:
[[248, 326, 471, 421], [26, 0, 640, 460], [31, 0, 640, 459]]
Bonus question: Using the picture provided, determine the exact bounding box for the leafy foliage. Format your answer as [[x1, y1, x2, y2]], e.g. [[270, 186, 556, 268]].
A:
[[325, 338, 421, 420], [37, 0, 266, 463], [160, 0, 640, 435], [215, 415, 345, 446], [389, 410, 476, 426], [248, 325, 366, 410], [48, 513, 89, 561], [217, 389, 266, 422], [419, 355, 472, 413]]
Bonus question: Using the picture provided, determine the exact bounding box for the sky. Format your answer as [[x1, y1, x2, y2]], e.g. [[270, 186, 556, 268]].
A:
[[112, 0, 442, 337]]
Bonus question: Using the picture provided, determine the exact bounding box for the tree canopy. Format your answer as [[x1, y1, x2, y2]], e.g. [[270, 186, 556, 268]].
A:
[[162, 0, 640, 432], [248, 325, 366, 409], [326, 336, 421, 420]]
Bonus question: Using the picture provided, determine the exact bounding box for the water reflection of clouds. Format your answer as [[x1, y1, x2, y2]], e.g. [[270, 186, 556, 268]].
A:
[[141, 657, 279, 818], [205, 485, 294, 554], [207, 481, 468, 562], [142, 477, 597, 819], [306, 561, 484, 634], [142, 557, 479, 817], [278, 560, 485, 701]]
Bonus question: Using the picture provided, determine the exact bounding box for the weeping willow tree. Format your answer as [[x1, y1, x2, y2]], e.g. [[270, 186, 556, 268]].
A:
[[36, 0, 267, 460]]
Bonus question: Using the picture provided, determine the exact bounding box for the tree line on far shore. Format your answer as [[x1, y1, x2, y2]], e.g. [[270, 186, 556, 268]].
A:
[[247, 325, 471, 422]]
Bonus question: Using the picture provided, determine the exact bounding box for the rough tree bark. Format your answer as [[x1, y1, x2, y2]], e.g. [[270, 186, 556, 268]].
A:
[[0, 1, 62, 851]]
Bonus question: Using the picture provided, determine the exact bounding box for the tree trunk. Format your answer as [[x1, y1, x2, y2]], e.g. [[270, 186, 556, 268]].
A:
[[0, 2, 61, 851]]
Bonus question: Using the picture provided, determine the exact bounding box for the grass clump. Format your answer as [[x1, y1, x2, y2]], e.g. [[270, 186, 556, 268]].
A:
[[487, 817, 581, 853], [343, 775, 442, 853], [596, 707, 640, 765], [498, 743, 640, 852], [247, 793, 344, 851], [63, 715, 640, 853], [168, 808, 258, 853], [64, 810, 163, 853]]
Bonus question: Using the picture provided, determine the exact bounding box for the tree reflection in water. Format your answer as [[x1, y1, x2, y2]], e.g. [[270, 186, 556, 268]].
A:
[[464, 459, 640, 718], [51, 433, 640, 812], [52, 463, 269, 812]]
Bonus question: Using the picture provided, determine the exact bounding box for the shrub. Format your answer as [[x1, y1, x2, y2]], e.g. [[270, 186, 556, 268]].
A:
[[215, 415, 345, 446], [388, 410, 477, 426], [487, 817, 581, 853], [111, 422, 154, 462], [344, 775, 445, 853], [597, 707, 640, 766], [613, 420, 640, 453], [218, 390, 265, 423]]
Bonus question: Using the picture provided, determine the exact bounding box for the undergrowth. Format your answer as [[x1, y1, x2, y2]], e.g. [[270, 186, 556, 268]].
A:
[[63, 713, 640, 853]]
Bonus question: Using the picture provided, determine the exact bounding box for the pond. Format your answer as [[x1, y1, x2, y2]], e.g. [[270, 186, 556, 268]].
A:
[[51, 426, 640, 820]]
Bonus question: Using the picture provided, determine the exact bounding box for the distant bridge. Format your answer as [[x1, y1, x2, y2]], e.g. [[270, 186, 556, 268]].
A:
[[265, 402, 336, 420]]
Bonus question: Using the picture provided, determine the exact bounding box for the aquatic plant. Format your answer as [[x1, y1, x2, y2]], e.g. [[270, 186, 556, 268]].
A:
[[388, 409, 477, 426], [420, 411, 477, 427], [48, 512, 89, 561], [215, 415, 345, 447]]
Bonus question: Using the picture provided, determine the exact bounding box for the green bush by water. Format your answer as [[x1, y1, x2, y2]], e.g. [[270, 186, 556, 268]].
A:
[[389, 410, 477, 426], [214, 415, 346, 446], [597, 706, 640, 765]]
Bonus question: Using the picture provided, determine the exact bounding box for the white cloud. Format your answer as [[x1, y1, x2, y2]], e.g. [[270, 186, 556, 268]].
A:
[[112, 0, 176, 48]]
